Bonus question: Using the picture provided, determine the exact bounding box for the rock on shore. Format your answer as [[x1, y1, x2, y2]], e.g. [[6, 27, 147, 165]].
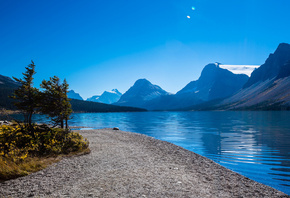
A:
[[0, 129, 288, 197]]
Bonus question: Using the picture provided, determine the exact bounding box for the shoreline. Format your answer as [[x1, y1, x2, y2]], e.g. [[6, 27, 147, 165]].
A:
[[0, 128, 288, 197]]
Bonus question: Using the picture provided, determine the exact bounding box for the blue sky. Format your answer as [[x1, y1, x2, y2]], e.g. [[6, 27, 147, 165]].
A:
[[1, 0, 290, 99]]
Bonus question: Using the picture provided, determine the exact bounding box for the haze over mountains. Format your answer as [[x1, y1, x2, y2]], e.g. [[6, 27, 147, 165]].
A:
[[68, 89, 122, 105], [1, 43, 289, 111]]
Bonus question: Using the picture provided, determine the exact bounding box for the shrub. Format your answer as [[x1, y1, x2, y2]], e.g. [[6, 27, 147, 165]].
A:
[[0, 124, 89, 163]]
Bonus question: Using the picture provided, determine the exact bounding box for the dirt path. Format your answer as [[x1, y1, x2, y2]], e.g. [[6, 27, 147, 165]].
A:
[[0, 129, 288, 197]]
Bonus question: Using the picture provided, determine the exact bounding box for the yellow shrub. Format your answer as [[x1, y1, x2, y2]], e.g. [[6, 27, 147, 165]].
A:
[[0, 124, 89, 162]]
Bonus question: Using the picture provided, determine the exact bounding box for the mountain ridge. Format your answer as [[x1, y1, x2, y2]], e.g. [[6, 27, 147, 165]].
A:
[[243, 43, 290, 88]]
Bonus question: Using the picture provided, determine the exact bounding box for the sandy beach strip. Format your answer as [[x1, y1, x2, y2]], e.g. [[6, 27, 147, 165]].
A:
[[0, 128, 288, 197]]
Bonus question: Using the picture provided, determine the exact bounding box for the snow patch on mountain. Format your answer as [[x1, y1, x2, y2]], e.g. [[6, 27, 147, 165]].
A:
[[219, 65, 259, 76]]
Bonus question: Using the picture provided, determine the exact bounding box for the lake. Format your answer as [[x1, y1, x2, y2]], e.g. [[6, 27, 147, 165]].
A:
[[4, 111, 290, 195]]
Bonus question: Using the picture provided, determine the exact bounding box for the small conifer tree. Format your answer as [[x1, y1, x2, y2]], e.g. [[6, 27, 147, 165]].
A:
[[40, 76, 72, 128]]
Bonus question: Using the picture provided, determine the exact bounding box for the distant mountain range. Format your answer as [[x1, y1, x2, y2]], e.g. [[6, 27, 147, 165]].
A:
[[114, 43, 290, 111], [1, 43, 289, 112], [115, 64, 249, 110], [68, 89, 122, 105], [87, 89, 122, 104], [0, 76, 145, 113]]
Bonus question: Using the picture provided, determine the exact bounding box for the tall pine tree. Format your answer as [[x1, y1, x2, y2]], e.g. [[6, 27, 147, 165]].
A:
[[11, 61, 39, 127]]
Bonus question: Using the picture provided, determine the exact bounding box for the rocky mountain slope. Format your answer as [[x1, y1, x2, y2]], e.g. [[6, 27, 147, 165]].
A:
[[0, 74, 20, 110], [68, 90, 83, 100], [115, 79, 170, 109], [243, 43, 290, 88], [177, 63, 249, 101]]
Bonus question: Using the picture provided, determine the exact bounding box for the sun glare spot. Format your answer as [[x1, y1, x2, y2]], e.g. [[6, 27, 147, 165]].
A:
[[187, 16, 191, 19]]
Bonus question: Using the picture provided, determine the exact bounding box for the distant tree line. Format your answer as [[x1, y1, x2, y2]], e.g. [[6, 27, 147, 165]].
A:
[[69, 99, 146, 113], [11, 61, 72, 129]]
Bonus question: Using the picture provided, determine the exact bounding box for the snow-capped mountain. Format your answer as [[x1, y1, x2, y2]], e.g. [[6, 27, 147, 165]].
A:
[[87, 89, 122, 104], [86, 95, 101, 102]]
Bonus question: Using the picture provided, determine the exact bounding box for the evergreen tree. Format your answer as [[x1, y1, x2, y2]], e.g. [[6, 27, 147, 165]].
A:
[[11, 61, 39, 127], [61, 79, 72, 129], [40, 76, 72, 128]]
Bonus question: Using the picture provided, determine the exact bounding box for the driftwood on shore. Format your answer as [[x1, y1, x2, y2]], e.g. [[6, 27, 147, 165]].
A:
[[0, 129, 288, 197]]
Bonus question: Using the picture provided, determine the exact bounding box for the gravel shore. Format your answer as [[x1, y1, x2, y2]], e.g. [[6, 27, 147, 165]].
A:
[[0, 128, 288, 197]]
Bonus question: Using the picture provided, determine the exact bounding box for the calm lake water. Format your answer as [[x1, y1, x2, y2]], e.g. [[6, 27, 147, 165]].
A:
[[5, 111, 290, 194]]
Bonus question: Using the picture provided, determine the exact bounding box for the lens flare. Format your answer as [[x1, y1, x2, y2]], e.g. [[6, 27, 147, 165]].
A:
[[192, 7, 195, 11]]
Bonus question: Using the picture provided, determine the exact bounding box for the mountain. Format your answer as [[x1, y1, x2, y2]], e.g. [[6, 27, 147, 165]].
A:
[[87, 89, 122, 104], [0, 74, 19, 87], [115, 79, 170, 109], [0, 74, 20, 110], [243, 43, 290, 88], [196, 43, 290, 110], [276, 60, 290, 79], [177, 63, 249, 101], [68, 90, 83, 100]]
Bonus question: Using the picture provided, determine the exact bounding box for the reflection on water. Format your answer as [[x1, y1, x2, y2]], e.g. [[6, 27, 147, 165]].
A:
[[3, 111, 290, 194]]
